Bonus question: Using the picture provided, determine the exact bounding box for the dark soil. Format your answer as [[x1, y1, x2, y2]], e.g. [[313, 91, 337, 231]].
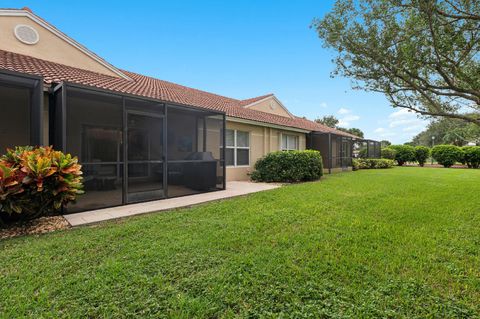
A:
[[1, 216, 70, 240]]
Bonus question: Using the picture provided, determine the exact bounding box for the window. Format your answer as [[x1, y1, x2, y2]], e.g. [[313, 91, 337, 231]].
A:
[[226, 129, 250, 166], [281, 134, 299, 151]]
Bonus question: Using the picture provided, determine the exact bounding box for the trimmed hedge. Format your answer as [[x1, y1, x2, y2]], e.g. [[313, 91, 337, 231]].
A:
[[250, 150, 323, 182], [352, 158, 395, 170], [381, 147, 396, 160], [414, 146, 430, 167], [462, 146, 480, 168], [389, 145, 416, 166], [431, 145, 464, 168]]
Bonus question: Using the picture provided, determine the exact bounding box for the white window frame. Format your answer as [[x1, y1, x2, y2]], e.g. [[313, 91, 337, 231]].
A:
[[226, 129, 250, 167], [281, 133, 299, 151]]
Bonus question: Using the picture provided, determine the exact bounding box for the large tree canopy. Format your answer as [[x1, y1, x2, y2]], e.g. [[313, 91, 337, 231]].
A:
[[313, 0, 480, 125], [338, 127, 365, 138], [314, 115, 365, 137], [411, 116, 480, 146], [315, 115, 339, 128]]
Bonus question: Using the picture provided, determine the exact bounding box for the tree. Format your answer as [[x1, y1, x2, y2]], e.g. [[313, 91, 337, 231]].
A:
[[414, 146, 431, 166], [390, 145, 416, 166], [337, 127, 365, 138], [315, 115, 339, 128], [380, 140, 391, 147], [411, 116, 480, 146], [313, 0, 480, 126]]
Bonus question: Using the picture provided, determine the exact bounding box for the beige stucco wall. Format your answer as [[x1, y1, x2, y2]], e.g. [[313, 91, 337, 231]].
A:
[[226, 120, 306, 181], [0, 16, 120, 77], [247, 97, 292, 118]]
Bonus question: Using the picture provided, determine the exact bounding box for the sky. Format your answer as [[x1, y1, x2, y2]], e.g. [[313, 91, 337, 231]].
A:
[[2, 0, 429, 143]]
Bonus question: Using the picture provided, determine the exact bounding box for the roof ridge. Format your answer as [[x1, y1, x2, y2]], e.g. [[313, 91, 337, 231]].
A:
[[240, 93, 274, 102], [121, 69, 241, 103]]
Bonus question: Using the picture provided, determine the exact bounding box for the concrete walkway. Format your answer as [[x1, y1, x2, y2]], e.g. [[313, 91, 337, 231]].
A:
[[64, 181, 280, 226]]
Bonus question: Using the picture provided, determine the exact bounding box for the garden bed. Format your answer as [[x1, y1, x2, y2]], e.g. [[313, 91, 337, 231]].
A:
[[0, 216, 70, 240]]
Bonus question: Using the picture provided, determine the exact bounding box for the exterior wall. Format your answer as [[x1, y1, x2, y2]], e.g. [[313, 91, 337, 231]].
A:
[[0, 16, 120, 77], [226, 120, 306, 181], [246, 97, 292, 118]]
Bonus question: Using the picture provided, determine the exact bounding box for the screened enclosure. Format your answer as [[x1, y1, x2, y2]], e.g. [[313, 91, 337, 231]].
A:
[[355, 139, 381, 158], [53, 83, 225, 213], [0, 70, 43, 154], [307, 132, 354, 173]]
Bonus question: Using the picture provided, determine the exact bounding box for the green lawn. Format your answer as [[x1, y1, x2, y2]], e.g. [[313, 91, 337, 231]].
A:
[[1, 167, 479, 318]]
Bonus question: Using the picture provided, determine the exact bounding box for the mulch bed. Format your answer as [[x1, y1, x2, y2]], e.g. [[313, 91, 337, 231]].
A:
[[0, 216, 71, 240]]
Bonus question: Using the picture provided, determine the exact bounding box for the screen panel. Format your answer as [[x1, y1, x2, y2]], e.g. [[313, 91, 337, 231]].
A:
[[64, 87, 123, 212]]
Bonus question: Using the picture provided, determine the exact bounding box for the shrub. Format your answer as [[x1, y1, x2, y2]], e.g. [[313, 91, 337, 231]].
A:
[[250, 150, 323, 182], [431, 145, 464, 168], [0, 146, 83, 223], [352, 158, 395, 170], [462, 146, 480, 168], [381, 147, 396, 160], [389, 145, 416, 166], [414, 146, 430, 167]]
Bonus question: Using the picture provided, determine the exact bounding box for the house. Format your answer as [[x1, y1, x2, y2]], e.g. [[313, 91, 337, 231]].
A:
[[0, 7, 366, 213]]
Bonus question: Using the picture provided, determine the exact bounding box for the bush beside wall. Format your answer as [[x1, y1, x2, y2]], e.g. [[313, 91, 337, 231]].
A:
[[431, 145, 464, 168], [0, 146, 83, 223], [353, 158, 395, 170], [251, 150, 323, 183]]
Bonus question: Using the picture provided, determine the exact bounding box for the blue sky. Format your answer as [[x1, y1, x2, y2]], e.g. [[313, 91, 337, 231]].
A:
[[4, 0, 428, 143]]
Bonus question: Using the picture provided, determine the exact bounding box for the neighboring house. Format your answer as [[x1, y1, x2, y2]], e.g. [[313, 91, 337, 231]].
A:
[[0, 8, 363, 213]]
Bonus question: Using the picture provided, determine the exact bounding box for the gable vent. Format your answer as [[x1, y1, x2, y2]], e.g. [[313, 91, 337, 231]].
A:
[[14, 25, 40, 45]]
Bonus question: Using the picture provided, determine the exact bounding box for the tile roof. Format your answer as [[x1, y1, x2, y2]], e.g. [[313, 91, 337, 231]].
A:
[[238, 94, 274, 107], [0, 49, 358, 138]]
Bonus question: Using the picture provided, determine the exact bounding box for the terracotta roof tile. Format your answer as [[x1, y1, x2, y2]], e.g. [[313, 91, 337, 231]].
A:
[[238, 94, 274, 107], [0, 49, 358, 138]]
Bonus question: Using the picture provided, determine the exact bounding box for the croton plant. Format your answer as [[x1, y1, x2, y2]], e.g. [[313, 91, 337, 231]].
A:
[[0, 146, 83, 222]]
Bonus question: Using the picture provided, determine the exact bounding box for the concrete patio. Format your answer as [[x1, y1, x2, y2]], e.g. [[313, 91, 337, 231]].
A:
[[64, 181, 280, 226]]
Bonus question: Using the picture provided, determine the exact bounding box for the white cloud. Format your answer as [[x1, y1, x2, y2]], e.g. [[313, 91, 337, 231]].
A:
[[371, 108, 429, 143], [373, 127, 395, 137], [336, 107, 360, 127], [320, 102, 328, 108], [389, 108, 412, 119], [338, 114, 360, 127]]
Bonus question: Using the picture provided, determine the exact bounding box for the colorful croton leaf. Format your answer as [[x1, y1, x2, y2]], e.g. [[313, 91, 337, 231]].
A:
[[0, 146, 83, 220]]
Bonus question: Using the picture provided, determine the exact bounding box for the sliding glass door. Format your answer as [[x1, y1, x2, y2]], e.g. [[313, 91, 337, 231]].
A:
[[126, 112, 165, 203]]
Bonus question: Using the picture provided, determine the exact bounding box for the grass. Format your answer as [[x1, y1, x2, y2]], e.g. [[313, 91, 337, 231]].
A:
[[1, 167, 479, 318]]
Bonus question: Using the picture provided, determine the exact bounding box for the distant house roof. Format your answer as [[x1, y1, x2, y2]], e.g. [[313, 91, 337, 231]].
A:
[[0, 49, 359, 138]]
